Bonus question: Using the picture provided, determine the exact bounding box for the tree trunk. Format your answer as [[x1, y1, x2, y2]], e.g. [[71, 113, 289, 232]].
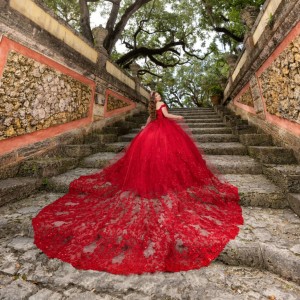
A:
[[79, 0, 94, 44]]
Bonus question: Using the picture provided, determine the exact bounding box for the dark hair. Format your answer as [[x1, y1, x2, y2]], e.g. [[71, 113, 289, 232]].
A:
[[148, 91, 157, 121]]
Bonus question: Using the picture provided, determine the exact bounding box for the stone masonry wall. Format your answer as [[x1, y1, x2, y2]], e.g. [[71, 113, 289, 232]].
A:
[[259, 34, 300, 124], [237, 88, 254, 107], [0, 51, 91, 140], [224, 0, 300, 159]]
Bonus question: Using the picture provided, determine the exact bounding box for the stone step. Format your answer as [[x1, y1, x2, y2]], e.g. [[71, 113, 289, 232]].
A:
[[190, 123, 226, 128], [79, 152, 117, 168], [130, 123, 232, 134], [183, 115, 221, 119], [288, 193, 300, 217], [232, 124, 259, 135], [218, 206, 300, 284], [223, 174, 287, 208], [62, 143, 104, 158], [0, 177, 41, 207], [101, 126, 130, 136], [47, 168, 99, 193], [189, 127, 232, 134], [18, 157, 79, 178], [205, 155, 262, 174], [263, 164, 300, 193], [181, 114, 219, 119], [114, 120, 138, 129], [125, 115, 148, 123], [194, 134, 239, 143], [239, 133, 273, 146], [122, 133, 237, 144], [199, 142, 248, 155], [86, 133, 118, 144], [98, 142, 129, 153], [248, 146, 297, 164], [185, 118, 223, 124], [170, 109, 214, 113], [119, 133, 138, 142]]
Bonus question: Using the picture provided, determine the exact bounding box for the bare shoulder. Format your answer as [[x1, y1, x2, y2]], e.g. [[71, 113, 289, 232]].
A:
[[156, 101, 166, 109]]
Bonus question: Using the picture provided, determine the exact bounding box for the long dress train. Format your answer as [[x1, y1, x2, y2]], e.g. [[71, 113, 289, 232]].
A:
[[32, 104, 243, 275]]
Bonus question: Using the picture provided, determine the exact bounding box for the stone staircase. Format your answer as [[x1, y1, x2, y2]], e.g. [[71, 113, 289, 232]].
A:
[[0, 107, 300, 299]]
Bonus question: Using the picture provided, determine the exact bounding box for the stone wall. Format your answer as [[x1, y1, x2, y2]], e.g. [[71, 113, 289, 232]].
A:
[[259, 34, 300, 124], [0, 50, 92, 140], [0, 0, 149, 165], [237, 88, 254, 107], [223, 0, 300, 161]]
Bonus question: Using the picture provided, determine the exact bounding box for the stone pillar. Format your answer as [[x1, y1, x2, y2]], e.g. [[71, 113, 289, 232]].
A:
[[92, 26, 108, 52], [129, 62, 141, 77], [250, 75, 265, 119]]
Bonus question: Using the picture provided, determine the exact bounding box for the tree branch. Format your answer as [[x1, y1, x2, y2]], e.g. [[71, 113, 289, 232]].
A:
[[213, 26, 243, 42], [104, 0, 153, 54], [116, 40, 185, 66], [137, 69, 162, 78]]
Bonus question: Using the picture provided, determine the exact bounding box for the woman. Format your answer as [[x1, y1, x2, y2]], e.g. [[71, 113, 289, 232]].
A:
[[32, 91, 243, 275]]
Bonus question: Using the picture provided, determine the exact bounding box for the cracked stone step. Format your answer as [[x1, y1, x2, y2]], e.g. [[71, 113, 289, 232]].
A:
[[263, 164, 300, 193], [47, 168, 99, 193], [205, 155, 262, 174], [223, 174, 287, 208], [18, 157, 79, 178], [194, 134, 239, 143], [218, 206, 300, 285], [288, 193, 300, 217], [0, 177, 41, 207], [248, 146, 297, 164], [79, 152, 118, 168], [0, 193, 300, 296], [190, 123, 226, 128], [198, 142, 247, 155]]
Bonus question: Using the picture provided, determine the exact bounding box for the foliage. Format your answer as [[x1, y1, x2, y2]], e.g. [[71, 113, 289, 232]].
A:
[[41, 0, 98, 31], [41, 0, 266, 107], [156, 54, 229, 108]]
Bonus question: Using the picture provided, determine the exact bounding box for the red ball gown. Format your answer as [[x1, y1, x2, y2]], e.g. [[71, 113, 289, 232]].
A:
[[32, 104, 243, 274]]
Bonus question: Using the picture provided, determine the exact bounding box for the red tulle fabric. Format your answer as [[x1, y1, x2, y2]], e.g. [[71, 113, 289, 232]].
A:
[[32, 105, 243, 274]]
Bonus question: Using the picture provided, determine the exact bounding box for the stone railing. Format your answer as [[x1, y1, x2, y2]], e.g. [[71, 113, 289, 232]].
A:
[[223, 0, 300, 160], [0, 0, 149, 159]]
